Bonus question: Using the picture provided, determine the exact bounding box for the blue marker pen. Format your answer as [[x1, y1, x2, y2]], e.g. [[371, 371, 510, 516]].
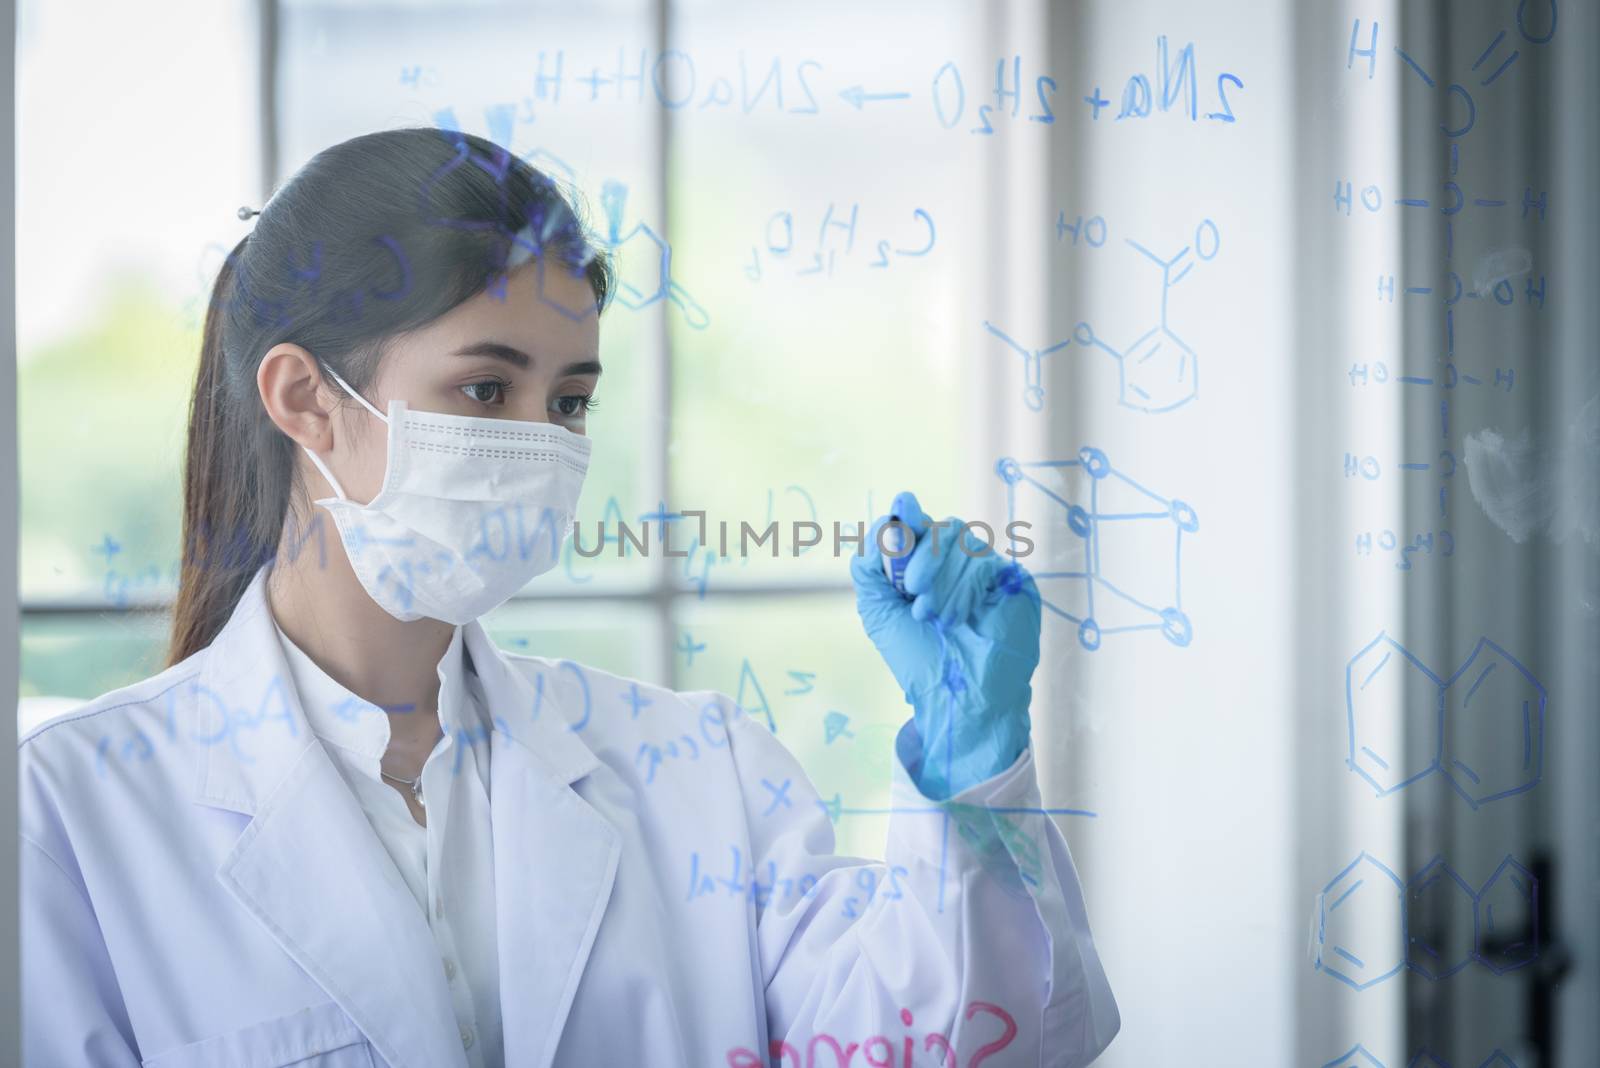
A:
[[882, 491, 921, 598]]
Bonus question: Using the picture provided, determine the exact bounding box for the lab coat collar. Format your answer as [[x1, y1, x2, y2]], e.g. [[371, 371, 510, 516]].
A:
[[458, 616, 621, 1066], [457, 618, 601, 787], [276, 617, 471, 765], [190, 566, 318, 818], [194, 567, 619, 1068], [190, 567, 601, 812], [486, 729, 620, 1066]]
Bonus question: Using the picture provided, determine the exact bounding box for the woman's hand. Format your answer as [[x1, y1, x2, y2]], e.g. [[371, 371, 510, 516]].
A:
[[850, 491, 1042, 799]]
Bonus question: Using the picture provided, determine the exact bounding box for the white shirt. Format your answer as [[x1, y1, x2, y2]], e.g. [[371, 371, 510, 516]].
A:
[[274, 621, 504, 1068]]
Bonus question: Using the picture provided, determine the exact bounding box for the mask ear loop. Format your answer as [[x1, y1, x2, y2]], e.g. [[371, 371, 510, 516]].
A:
[[299, 366, 390, 502]]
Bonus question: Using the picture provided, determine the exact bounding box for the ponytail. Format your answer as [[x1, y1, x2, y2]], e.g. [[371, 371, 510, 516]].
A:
[[166, 235, 288, 665]]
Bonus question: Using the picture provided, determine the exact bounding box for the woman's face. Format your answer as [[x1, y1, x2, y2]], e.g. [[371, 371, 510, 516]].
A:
[[325, 258, 602, 504]]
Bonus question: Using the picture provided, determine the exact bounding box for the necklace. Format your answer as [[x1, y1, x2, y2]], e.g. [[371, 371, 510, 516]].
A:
[[380, 768, 425, 808]]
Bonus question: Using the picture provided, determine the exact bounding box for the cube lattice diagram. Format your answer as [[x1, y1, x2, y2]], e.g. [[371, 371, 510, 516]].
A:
[[997, 447, 1195, 652]]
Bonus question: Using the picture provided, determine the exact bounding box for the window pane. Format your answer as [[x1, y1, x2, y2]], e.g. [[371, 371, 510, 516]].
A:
[[481, 598, 658, 681], [673, 593, 906, 860], [21, 599, 658, 711], [17, 0, 258, 605], [20, 612, 172, 705], [666, 1, 981, 591]]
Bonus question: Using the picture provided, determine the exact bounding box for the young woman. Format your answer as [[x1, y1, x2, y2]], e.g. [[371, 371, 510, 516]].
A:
[[18, 128, 1118, 1067]]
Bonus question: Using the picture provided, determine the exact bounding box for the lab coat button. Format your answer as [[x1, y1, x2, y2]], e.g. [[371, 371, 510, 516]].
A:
[[434, 894, 445, 919], [443, 957, 457, 981], [460, 1025, 475, 1050]]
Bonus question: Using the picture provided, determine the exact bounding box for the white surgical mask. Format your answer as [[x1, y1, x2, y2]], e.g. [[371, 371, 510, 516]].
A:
[[300, 367, 591, 623]]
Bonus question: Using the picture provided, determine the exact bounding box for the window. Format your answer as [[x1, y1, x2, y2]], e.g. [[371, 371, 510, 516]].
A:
[[17, 0, 260, 686], [20, 0, 988, 858]]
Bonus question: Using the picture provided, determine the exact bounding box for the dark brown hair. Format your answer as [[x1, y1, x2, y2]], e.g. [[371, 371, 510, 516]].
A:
[[168, 127, 612, 666]]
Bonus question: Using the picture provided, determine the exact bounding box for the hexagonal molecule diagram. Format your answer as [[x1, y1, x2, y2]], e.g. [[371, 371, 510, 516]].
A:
[[596, 179, 709, 330], [1476, 855, 1540, 975], [1313, 851, 1539, 990], [1314, 852, 1407, 991], [1441, 640, 1546, 808], [1321, 1046, 1386, 1068], [1345, 632, 1545, 807], [1320, 1046, 1523, 1068], [1406, 857, 1477, 980], [985, 218, 1217, 415], [519, 163, 709, 330], [1473, 1052, 1524, 1068], [1345, 633, 1446, 796], [996, 447, 1195, 651], [429, 108, 708, 330], [1344, 629, 1542, 805]]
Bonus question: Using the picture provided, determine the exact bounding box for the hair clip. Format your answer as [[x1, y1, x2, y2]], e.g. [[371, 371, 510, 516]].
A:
[[237, 205, 261, 221]]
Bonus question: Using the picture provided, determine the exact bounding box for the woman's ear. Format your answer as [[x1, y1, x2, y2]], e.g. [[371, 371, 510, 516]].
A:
[[257, 344, 339, 451]]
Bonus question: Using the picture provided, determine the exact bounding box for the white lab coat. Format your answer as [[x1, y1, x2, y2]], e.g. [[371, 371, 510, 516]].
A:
[[19, 567, 1119, 1067]]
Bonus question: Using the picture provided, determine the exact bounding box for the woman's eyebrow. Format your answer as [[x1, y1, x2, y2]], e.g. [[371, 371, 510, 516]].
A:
[[451, 341, 602, 376], [452, 341, 529, 368]]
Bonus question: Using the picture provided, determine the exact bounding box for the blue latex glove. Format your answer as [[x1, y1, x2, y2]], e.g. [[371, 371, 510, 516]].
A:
[[850, 491, 1043, 800]]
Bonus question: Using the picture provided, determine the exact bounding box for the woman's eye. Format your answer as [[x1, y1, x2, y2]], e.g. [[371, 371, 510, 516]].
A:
[[553, 394, 598, 418], [461, 380, 507, 406]]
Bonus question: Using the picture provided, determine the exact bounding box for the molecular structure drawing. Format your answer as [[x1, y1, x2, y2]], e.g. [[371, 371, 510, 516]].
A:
[[986, 218, 1217, 415], [981, 321, 1069, 413], [432, 106, 709, 330], [1346, 3, 1558, 141], [1324, 1045, 1522, 1068], [1314, 851, 1539, 991], [1345, 632, 1545, 808], [596, 178, 710, 330], [996, 447, 1196, 651]]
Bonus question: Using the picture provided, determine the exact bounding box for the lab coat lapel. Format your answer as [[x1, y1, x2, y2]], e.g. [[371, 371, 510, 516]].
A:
[[466, 625, 620, 1068], [194, 568, 469, 1068], [217, 742, 470, 1068]]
